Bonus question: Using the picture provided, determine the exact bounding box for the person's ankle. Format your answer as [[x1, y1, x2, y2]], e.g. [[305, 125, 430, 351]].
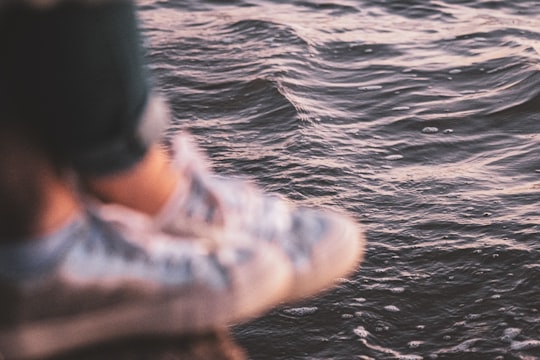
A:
[[83, 146, 181, 216], [35, 176, 81, 238]]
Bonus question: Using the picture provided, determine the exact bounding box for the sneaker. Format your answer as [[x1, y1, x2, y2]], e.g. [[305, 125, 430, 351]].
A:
[[0, 210, 292, 359], [155, 133, 366, 301]]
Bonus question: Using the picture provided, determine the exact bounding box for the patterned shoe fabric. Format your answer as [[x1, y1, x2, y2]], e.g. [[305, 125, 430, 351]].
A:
[[156, 133, 366, 301], [0, 210, 292, 360]]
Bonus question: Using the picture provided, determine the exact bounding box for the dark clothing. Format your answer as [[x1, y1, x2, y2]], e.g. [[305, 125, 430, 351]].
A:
[[0, 1, 163, 176]]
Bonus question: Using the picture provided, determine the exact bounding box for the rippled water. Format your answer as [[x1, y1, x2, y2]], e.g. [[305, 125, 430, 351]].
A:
[[138, 1, 540, 359]]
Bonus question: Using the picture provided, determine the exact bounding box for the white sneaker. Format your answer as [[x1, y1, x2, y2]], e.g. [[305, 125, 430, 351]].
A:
[[155, 133, 366, 301], [0, 209, 292, 359]]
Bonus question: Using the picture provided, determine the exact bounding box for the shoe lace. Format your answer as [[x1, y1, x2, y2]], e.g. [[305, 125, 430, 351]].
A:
[[84, 214, 151, 264], [84, 214, 230, 289]]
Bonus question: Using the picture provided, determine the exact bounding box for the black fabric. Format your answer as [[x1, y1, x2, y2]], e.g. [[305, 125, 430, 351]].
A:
[[0, 1, 151, 175]]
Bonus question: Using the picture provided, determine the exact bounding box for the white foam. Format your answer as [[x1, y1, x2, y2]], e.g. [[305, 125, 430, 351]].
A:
[[385, 154, 404, 161], [466, 313, 481, 320], [422, 127, 439, 134], [354, 325, 369, 338], [392, 106, 411, 111], [282, 306, 318, 316], [408, 340, 424, 349], [359, 85, 383, 91], [384, 305, 400, 312]]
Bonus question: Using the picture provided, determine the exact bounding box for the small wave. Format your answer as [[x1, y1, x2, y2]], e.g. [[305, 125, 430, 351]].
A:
[[501, 327, 522, 342], [437, 338, 482, 354], [145, 1, 540, 359], [224, 18, 310, 48], [292, 1, 360, 15], [510, 340, 540, 351]]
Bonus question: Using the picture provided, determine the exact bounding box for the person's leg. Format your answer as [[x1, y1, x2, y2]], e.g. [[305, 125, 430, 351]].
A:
[[0, 135, 292, 359], [83, 145, 180, 216]]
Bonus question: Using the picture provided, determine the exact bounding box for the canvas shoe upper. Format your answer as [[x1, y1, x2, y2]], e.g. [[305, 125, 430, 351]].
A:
[[155, 133, 365, 301], [0, 209, 292, 360]]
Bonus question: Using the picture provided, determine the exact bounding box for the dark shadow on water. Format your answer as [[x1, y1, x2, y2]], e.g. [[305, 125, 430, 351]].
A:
[[50, 331, 246, 360]]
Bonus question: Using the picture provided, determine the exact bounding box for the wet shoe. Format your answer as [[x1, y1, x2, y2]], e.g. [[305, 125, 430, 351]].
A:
[[155, 133, 366, 301], [0, 210, 292, 359]]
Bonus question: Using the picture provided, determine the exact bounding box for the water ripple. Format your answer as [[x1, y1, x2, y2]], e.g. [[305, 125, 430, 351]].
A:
[[138, 0, 540, 358]]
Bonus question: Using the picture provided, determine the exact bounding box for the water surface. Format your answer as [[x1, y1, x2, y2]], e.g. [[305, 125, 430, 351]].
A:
[[139, 1, 540, 358]]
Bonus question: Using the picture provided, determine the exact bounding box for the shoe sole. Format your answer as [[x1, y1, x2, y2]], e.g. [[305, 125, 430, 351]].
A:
[[0, 245, 292, 359], [285, 212, 366, 302]]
